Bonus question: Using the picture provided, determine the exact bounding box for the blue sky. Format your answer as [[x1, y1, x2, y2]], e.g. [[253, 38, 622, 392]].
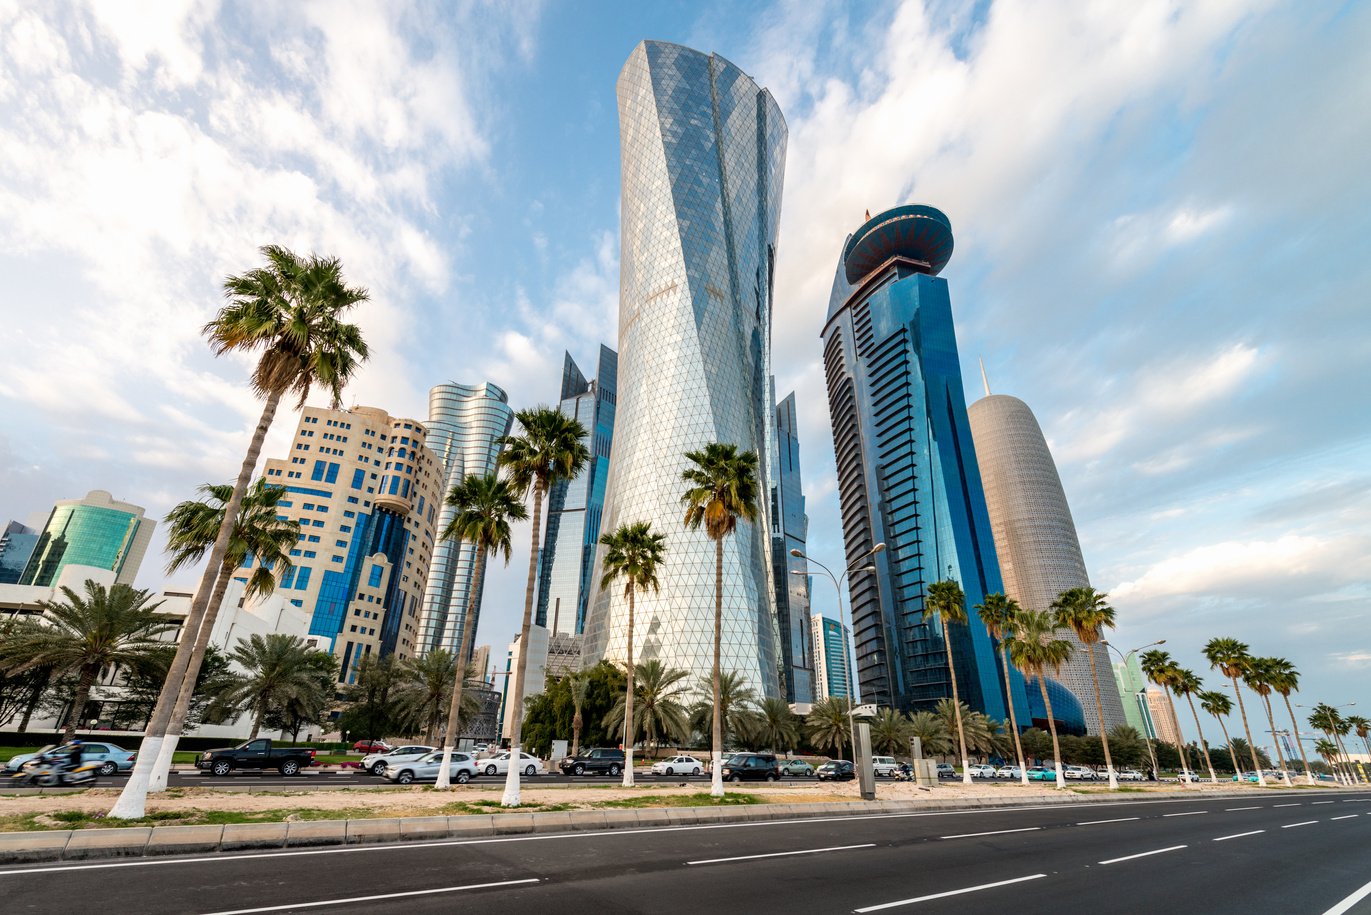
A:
[[1, 1, 1368, 740]]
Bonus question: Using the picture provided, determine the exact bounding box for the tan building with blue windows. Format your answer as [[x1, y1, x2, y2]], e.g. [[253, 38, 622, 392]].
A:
[[254, 405, 442, 682]]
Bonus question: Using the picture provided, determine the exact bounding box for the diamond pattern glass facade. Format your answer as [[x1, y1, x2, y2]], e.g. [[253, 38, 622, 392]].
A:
[[821, 206, 1027, 719], [416, 382, 513, 660], [582, 41, 788, 700]]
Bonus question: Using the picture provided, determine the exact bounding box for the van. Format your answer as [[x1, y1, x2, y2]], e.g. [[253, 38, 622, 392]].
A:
[[871, 756, 899, 777]]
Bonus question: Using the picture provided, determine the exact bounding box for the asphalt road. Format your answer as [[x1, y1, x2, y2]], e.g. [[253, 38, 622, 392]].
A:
[[3, 791, 1369, 913]]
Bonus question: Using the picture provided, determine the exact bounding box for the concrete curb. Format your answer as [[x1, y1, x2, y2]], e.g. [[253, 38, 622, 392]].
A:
[[0, 788, 1359, 865]]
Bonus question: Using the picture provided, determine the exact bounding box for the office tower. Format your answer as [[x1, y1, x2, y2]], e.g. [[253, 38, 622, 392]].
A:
[[820, 204, 1025, 719], [1114, 656, 1158, 738], [582, 41, 788, 700], [256, 405, 442, 678], [536, 347, 617, 637], [811, 614, 852, 701], [0, 521, 38, 585], [470, 645, 492, 684], [416, 382, 514, 659], [1145, 687, 1183, 746], [968, 389, 1129, 735], [772, 392, 814, 703], [19, 490, 153, 587]]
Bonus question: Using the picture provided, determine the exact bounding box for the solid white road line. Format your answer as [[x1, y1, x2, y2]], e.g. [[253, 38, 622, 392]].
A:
[[1330, 815, 1360, 821], [200, 878, 541, 914], [1225, 806, 1261, 811], [1274, 803, 1302, 808], [854, 874, 1048, 912], [940, 827, 1041, 839], [686, 843, 874, 865], [1077, 817, 1140, 826], [1312, 801, 1335, 805], [1321, 877, 1371, 915], [1282, 821, 1318, 828], [1099, 845, 1187, 865], [1162, 811, 1207, 817], [1213, 830, 1265, 841]]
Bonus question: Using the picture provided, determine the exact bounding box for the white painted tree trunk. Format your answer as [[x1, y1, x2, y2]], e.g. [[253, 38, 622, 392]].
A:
[[623, 748, 635, 788], [107, 736, 162, 819], [710, 750, 723, 797], [435, 746, 455, 789], [149, 734, 180, 792]]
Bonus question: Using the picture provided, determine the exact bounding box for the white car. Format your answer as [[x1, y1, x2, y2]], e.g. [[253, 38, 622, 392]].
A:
[[385, 751, 480, 785], [360, 744, 436, 776], [651, 755, 704, 776], [479, 751, 545, 777], [872, 756, 900, 777], [1119, 769, 1146, 781], [1063, 765, 1097, 780], [968, 764, 998, 778], [997, 765, 1023, 778]]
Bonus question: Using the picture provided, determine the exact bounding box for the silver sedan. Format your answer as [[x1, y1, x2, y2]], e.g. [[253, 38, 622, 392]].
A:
[[384, 751, 481, 785]]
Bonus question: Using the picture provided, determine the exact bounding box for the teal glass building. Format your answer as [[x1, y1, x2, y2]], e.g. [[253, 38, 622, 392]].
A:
[[19, 490, 152, 587], [820, 205, 1028, 720]]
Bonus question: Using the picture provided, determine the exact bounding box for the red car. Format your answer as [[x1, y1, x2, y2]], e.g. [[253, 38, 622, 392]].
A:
[[352, 739, 392, 754]]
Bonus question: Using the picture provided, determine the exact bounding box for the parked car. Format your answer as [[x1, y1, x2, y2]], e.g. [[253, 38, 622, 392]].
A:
[[360, 745, 436, 776], [651, 755, 704, 776], [817, 760, 855, 781], [1118, 769, 1146, 782], [351, 739, 392, 754], [559, 747, 625, 776], [1232, 771, 1261, 783], [968, 764, 998, 779], [779, 759, 815, 777], [385, 751, 480, 785], [871, 756, 900, 777], [1173, 769, 1200, 783], [936, 763, 957, 779], [5, 742, 135, 776], [997, 765, 1023, 778], [1026, 765, 1060, 782], [1063, 765, 1097, 781], [721, 753, 780, 782], [480, 751, 545, 777], [196, 738, 317, 776]]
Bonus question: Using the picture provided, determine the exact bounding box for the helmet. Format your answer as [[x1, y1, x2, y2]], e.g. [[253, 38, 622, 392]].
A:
[[69, 739, 81, 746]]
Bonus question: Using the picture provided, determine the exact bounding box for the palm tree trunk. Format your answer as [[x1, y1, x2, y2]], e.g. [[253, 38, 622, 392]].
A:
[[621, 588, 636, 788], [1039, 675, 1065, 789], [710, 535, 724, 798], [111, 391, 281, 819], [1260, 695, 1292, 785], [1230, 676, 1266, 787], [62, 665, 99, 742], [1183, 693, 1217, 783], [1085, 640, 1117, 789], [1280, 694, 1314, 785], [941, 618, 971, 786], [998, 645, 1029, 787], [572, 709, 583, 757], [18, 670, 49, 733], [249, 701, 264, 740], [502, 482, 545, 807], [1164, 691, 1194, 788], [1332, 730, 1360, 784], [1214, 717, 1235, 774], [438, 547, 486, 789]]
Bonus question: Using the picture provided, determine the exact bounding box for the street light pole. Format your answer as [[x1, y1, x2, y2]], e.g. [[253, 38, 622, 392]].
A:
[[1107, 640, 1166, 782], [792, 543, 883, 765]]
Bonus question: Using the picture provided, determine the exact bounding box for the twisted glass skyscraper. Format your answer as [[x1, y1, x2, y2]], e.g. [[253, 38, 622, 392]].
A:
[[583, 41, 788, 700]]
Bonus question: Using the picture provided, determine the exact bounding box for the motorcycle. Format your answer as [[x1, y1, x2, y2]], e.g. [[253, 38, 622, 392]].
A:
[[10, 754, 101, 788]]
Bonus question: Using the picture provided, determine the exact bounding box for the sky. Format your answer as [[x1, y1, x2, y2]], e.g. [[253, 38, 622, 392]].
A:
[[1, 0, 1368, 744]]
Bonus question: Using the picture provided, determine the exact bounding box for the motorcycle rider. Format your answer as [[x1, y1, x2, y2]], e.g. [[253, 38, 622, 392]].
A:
[[61, 739, 84, 781]]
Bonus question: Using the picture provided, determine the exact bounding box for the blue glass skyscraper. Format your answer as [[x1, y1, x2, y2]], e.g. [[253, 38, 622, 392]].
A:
[[820, 205, 1027, 719]]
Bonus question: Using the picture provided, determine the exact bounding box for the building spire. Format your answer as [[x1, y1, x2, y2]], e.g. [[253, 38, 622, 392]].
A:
[[979, 357, 991, 397]]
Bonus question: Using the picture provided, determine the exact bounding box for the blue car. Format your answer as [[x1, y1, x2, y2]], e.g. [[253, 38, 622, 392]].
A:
[[5, 741, 137, 776]]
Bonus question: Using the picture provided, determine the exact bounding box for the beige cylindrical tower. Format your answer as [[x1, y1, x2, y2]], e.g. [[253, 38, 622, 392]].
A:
[[967, 393, 1129, 734]]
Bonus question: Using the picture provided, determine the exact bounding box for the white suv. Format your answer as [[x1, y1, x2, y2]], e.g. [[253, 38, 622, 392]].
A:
[[1063, 765, 1097, 780], [871, 756, 900, 777], [360, 744, 435, 776]]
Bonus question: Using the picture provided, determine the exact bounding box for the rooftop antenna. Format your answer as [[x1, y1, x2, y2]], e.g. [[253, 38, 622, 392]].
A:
[[978, 357, 991, 397], [864, 208, 871, 221]]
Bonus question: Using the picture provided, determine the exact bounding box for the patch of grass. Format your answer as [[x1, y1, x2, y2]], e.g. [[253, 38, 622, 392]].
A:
[[0, 806, 378, 832], [441, 800, 575, 816], [594, 792, 761, 809]]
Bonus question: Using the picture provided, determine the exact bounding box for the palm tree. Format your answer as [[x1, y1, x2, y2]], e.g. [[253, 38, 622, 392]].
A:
[[1005, 608, 1074, 788], [1265, 659, 1314, 784], [1199, 690, 1237, 773], [0, 581, 174, 741], [208, 633, 335, 738], [680, 442, 760, 797], [113, 245, 368, 819], [1139, 650, 1195, 785], [976, 593, 1029, 785], [568, 672, 590, 756], [390, 650, 463, 742], [498, 407, 591, 805], [150, 479, 301, 790], [1312, 704, 1360, 785], [688, 671, 759, 749], [1051, 586, 1120, 789], [755, 697, 801, 754], [435, 472, 525, 789], [1349, 715, 1371, 760], [1244, 658, 1292, 785], [935, 699, 1003, 761], [926, 578, 973, 785], [907, 710, 952, 758], [603, 660, 692, 755], [870, 708, 911, 756], [1171, 669, 1217, 783], [1203, 638, 1266, 787], [1313, 737, 1341, 777], [598, 521, 667, 786], [806, 697, 853, 759]]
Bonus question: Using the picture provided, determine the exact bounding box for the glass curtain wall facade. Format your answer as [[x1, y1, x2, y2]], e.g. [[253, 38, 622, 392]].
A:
[[0, 521, 39, 585], [583, 40, 788, 700], [416, 382, 514, 660], [537, 347, 617, 637], [811, 614, 852, 701], [968, 392, 1128, 734], [772, 391, 814, 702], [820, 205, 1027, 720], [19, 491, 153, 587]]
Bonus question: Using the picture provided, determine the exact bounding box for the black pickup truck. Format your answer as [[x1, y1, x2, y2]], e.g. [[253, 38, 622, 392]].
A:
[[196, 738, 317, 776], [558, 747, 625, 776]]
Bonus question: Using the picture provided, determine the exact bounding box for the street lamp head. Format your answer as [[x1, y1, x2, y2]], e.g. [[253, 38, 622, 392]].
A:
[[861, 565, 876, 573], [789, 548, 804, 558], [790, 570, 806, 576], [871, 543, 887, 554], [1155, 639, 1167, 645]]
